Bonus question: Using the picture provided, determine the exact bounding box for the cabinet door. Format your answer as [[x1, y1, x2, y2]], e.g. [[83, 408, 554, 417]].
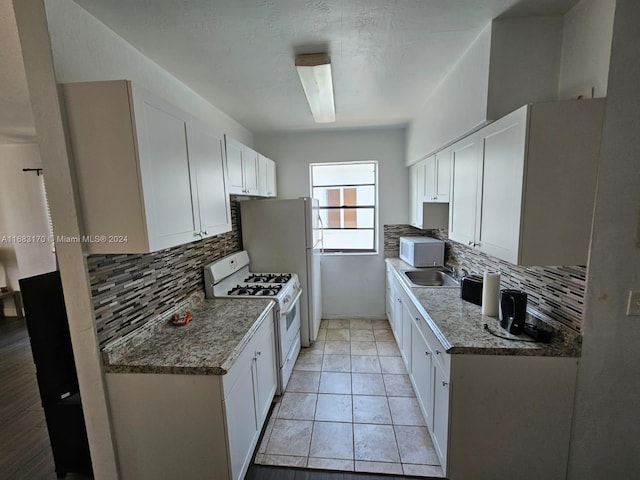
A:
[[478, 107, 527, 263], [267, 158, 277, 197], [225, 136, 245, 194], [409, 161, 426, 228], [224, 359, 258, 480], [449, 133, 482, 247], [385, 269, 395, 323], [393, 296, 403, 346], [258, 155, 277, 197], [133, 86, 199, 251], [188, 120, 232, 238], [253, 317, 277, 426], [411, 322, 433, 429], [242, 146, 259, 195], [401, 299, 413, 373], [432, 360, 450, 468], [423, 156, 437, 202], [434, 147, 451, 202]]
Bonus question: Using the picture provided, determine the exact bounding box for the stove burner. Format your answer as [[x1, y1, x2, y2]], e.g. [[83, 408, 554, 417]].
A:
[[227, 284, 283, 296], [244, 273, 293, 284]]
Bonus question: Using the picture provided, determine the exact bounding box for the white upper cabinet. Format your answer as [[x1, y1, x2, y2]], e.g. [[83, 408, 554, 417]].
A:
[[224, 137, 265, 196], [449, 133, 483, 248], [242, 145, 259, 195], [258, 154, 277, 197], [434, 147, 451, 202], [449, 99, 605, 265], [63, 80, 231, 254], [187, 119, 232, 239], [409, 160, 426, 228], [423, 148, 451, 203], [423, 156, 437, 202]]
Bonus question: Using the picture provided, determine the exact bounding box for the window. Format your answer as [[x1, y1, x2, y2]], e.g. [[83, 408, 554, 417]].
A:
[[310, 161, 378, 253]]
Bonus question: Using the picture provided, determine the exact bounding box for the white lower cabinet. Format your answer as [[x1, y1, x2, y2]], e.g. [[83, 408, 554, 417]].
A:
[[223, 315, 277, 480], [431, 359, 450, 465], [410, 322, 433, 428], [400, 293, 413, 373], [388, 266, 578, 480], [105, 311, 277, 480]]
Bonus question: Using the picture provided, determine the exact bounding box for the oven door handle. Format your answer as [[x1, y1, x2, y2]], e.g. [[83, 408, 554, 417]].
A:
[[280, 289, 302, 316]]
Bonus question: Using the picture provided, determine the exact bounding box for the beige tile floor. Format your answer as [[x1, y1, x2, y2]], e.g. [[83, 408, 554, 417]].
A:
[[255, 318, 445, 477]]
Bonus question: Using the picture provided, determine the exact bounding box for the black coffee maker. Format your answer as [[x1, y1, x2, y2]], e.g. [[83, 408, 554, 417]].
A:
[[499, 289, 527, 334]]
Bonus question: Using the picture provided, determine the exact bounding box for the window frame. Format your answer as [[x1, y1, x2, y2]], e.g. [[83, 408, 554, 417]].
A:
[[309, 160, 379, 255]]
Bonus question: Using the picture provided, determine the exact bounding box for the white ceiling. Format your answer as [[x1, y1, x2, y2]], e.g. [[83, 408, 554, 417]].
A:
[[0, 0, 579, 143]]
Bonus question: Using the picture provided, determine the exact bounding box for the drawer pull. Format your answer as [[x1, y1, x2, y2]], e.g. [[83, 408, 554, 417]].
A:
[[442, 380, 449, 387]]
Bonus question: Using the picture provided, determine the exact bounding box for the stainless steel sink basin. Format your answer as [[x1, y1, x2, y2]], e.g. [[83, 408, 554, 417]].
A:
[[402, 269, 459, 288]]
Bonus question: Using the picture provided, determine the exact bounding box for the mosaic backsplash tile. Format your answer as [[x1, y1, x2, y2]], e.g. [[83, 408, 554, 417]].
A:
[[88, 201, 242, 348], [383, 224, 586, 332]]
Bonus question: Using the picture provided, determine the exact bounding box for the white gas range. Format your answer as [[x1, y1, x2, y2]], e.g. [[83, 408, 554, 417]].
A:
[[204, 251, 301, 394]]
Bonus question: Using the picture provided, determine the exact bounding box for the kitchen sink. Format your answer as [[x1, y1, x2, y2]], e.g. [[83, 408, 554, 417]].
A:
[[402, 269, 459, 288]]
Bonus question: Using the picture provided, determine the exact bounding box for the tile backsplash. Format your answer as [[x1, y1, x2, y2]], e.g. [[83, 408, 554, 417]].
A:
[[88, 201, 242, 348], [383, 224, 586, 332]]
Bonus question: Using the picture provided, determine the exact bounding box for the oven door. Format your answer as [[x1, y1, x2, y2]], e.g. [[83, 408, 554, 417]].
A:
[[278, 289, 302, 393]]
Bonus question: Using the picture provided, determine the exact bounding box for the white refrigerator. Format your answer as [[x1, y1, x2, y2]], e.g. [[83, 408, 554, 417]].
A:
[[240, 198, 323, 347]]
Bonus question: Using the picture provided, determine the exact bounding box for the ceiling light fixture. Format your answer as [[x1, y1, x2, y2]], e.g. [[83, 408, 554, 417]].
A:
[[295, 53, 335, 123]]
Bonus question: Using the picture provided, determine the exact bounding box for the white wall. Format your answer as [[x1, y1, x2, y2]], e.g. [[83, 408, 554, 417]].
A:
[[0, 144, 56, 314], [43, 0, 252, 145], [406, 25, 491, 164], [568, 1, 640, 477], [255, 128, 407, 319], [558, 0, 616, 99], [487, 16, 563, 120]]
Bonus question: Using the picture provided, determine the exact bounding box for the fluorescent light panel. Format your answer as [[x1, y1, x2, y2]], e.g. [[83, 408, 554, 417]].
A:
[[295, 53, 335, 123]]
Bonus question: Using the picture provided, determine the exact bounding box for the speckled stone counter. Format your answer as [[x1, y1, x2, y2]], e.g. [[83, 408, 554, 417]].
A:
[[386, 258, 581, 357], [102, 292, 275, 375]]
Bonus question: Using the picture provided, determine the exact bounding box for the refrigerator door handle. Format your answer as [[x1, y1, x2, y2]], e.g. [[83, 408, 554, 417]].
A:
[[317, 214, 324, 254]]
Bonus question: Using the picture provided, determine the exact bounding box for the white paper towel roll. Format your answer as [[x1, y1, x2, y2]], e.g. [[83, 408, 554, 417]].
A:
[[481, 271, 501, 316]]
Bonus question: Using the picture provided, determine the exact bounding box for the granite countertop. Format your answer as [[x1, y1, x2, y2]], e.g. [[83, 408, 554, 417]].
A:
[[102, 292, 275, 375], [386, 258, 581, 357]]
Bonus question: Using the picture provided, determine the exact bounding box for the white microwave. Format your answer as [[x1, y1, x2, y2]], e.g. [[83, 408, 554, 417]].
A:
[[399, 237, 445, 267]]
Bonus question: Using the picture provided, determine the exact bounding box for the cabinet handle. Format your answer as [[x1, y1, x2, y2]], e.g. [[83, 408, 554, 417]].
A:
[[201, 230, 208, 236], [442, 380, 449, 387], [467, 241, 473, 246], [255, 351, 262, 357], [425, 351, 431, 356], [435, 350, 441, 355]]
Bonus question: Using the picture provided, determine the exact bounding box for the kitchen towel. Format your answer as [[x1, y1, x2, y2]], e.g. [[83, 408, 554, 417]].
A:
[[481, 271, 500, 316]]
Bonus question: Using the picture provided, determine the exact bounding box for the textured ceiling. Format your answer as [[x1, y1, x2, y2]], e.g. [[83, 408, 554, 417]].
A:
[[71, 0, 579, 132], [0, 0, 580, 144]]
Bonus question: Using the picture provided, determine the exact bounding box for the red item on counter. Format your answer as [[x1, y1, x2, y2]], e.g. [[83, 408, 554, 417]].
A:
[[172, 310, 192, 326]]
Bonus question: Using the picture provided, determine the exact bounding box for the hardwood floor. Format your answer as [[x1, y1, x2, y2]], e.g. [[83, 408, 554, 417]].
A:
[[246, 464, 407, 480], [0, 316, 411, 480], [0, 316, 64, 479]]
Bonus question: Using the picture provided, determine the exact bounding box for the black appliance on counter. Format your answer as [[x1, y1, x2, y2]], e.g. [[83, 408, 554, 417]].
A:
[[499, 289, 527, 334], [460, 275, 483, 306], [19, 271, 92, 478]]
